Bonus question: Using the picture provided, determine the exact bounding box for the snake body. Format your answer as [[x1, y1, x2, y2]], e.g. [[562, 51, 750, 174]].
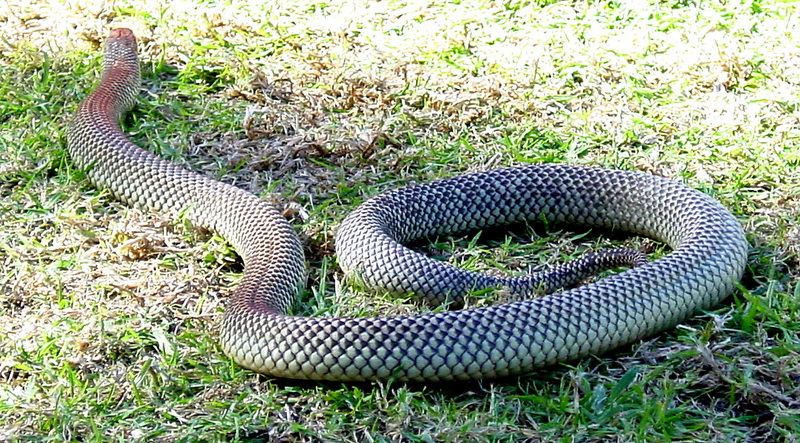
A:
[[67, 29, 748, 381]]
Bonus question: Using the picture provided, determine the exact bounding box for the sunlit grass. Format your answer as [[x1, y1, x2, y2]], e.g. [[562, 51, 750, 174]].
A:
[[1, 0, 798, 441]]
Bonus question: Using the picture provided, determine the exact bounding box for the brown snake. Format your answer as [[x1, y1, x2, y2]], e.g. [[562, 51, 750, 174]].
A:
[[67, 28, 748, 381]]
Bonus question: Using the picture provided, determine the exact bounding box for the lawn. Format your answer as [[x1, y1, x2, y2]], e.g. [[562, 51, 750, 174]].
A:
[[1, 0, 798, 441]]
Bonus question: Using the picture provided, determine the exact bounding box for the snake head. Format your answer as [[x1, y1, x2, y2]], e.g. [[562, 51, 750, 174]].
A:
[[101, 28, 140, 88]]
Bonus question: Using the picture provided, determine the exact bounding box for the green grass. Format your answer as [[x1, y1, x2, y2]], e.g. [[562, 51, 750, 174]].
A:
[[1, 0, 799, 441]]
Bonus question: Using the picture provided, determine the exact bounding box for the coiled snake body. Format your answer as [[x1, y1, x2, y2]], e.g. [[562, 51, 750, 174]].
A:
[[67, 29, 748, 381]]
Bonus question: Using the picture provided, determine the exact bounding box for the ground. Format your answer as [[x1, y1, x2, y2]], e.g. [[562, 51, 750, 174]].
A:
[[0, 0, 798, 441]]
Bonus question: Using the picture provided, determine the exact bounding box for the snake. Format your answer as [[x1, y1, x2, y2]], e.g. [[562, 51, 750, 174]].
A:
[[67, 28, 748, 382]]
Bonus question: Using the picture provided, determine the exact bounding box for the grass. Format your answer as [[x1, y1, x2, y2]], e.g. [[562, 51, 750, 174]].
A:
[[1, 0, 799, 441]]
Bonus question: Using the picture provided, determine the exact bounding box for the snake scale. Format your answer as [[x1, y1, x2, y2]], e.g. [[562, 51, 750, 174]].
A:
[[67, 28, 748, 381]]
